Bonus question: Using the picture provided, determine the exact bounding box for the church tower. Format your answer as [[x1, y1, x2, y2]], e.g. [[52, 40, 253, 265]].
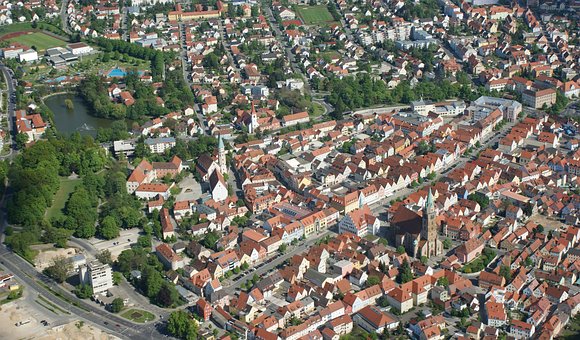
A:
[[421, 189, 437, 241], [218, 134, 227, 174], [420, 188, 442, 257], [249, 102, 259, 134]]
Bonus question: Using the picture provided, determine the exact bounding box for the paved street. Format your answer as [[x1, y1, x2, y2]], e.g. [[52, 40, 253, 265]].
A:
[[263, 6, 310, 93], [223, 230, 332, 294], [369, 116, 517, 219], [59, 0, 71, 35], [0, 65, 16, 160], [0, 246, 150, 339]]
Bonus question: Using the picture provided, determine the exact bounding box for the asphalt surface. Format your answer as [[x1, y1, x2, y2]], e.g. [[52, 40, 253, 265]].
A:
[[369, 116, 517, 217], [0, 246, 151, 339], [0, 65, 16, 160], [60, 0, 72, 35], [222, 230, 332, 294]]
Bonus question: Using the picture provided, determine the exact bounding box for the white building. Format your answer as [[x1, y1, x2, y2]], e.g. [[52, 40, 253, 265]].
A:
[[18, 49, 38, 62], [411, 100, 435, 116], [79, 261, 113, 295], [67, 42, 93, 55], [145, 137, 176, 154], [338, 205, 379, 237], [209, 170, 228, 202], [130, 0, 174, 7]]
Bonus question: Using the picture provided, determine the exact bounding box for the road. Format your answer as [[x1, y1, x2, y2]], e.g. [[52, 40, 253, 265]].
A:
[[217, 19, 238, 73], [223, 230, 332, 294], [0, 203, 165, 340], [59, 0, 72, 35], [67, 236, 170, 316], [263, 6, 310, 93], [331, 1, 355, 42], [0, 246, 158, 339], [178, 23, 209, 135], [0, 65, 16, 160], [121, 6, 129, 41], [369, 116, 517, 218]]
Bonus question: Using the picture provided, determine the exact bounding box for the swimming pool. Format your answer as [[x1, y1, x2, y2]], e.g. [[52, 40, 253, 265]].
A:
[[107, 68, 126, 77], [106, 68, 146, 78]]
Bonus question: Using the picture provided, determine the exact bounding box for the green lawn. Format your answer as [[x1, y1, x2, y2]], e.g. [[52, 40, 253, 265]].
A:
[[296, 5, 335, 25], [121, 309, 155, 323], [0, 22, 33, 35], [8, 32, 66, 51], [46, 177, 81, 220], [309, 102, 325, 117]]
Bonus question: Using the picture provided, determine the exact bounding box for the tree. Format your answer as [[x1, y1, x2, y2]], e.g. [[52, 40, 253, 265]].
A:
[[156, 282, 179, 307], [396, 260, 413, 284], [15, 133, 29, 149], [43, 255, 72, 283], [74, 284, 93, 299], [367, 276, 380, 287], [137, 235, 151, 248], [110, 297, 124, 313], [417, 141, 431, 155], [279, 243, 287, 253], [99, 215, 120, 240], [7, 286, 23, 301], [167, 310, 199, 340], [201, 231, 221, 250], [443, 238, 452, 249], [96, 249, 113, 265], [499, 265, 512, 281], [467, 192, 490, 209], [65, 186, 97, 238], [396, 246, 406, 254], [420, 256, 428, 265], [64, 98, 74, 110], [437, 276, 449, 287], [113, 271, 123, 285]]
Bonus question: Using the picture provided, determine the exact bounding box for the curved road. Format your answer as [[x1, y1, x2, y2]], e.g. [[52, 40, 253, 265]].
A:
[[0, 61, 173, 339], [0, 65, 16, 160]]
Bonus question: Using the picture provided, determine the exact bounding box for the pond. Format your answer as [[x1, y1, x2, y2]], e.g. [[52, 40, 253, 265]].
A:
[[44, 93, 114, 136]]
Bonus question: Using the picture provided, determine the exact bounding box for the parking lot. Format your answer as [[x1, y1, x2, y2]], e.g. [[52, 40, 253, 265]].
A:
[[89, 228, 142, 259]]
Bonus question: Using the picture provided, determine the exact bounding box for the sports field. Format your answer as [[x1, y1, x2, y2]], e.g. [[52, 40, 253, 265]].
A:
[[7, 32, 66, 51], [296, 5, 335, 25]]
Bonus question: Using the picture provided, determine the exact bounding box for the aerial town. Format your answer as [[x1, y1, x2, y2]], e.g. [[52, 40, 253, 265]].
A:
[[0, 0, 578, 340]]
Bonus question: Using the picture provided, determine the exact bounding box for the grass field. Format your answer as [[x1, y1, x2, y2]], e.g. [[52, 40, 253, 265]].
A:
[[0, 22, 33, 35], [296, 5, 335, 25], [46, 177, 81, 220], [121, 309, 155, 323], [8, 32, 66, 51]]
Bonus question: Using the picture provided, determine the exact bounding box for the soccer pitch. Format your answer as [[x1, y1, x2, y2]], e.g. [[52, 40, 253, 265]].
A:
[[296, 5, 336, 25], [8, 32, 66, 51]]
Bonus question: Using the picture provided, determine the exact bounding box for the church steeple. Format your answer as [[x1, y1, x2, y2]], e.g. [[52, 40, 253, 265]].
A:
[[218, 134, 227, 174], [424, 188, 434, 213], [420, 188, 440, 257], [249, 102, 258, 134]]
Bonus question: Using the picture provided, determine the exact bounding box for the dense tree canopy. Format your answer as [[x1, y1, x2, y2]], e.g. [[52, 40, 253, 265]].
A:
[[325, 73, 476, 117], [167, 311, 199, 340]]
